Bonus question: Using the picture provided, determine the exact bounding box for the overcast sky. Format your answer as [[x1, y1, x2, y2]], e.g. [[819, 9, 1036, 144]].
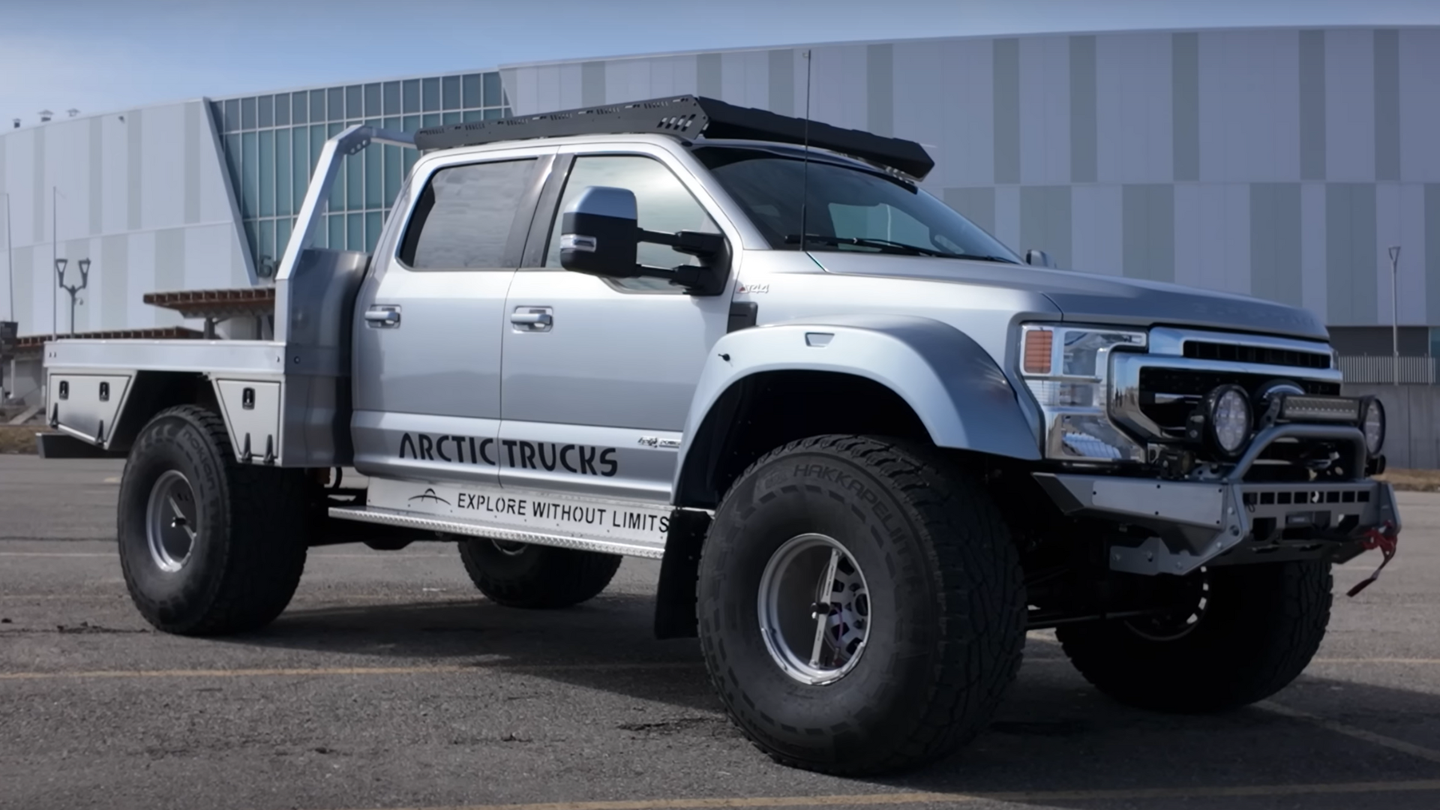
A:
[[4, 0, 1439, 126]]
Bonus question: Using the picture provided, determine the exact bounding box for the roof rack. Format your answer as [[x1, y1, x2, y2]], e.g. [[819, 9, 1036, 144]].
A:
[[412, 95, 935, 179]]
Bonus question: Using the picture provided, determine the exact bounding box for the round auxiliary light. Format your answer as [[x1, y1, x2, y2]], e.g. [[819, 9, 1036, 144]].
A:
[[1206, 385, 1252, 457], [1362, 397, 1386, 455]]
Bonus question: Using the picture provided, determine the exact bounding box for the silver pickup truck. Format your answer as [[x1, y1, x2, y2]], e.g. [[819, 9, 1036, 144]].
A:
[[40, 96, 1399, 775]]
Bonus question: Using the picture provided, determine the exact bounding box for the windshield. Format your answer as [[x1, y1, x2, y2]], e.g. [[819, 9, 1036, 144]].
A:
[[694, 146, 1021, 263]]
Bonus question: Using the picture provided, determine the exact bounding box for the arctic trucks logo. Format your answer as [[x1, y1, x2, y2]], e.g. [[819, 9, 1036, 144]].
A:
[[407, 488, 450, 506], [399, 433, 619, 477]]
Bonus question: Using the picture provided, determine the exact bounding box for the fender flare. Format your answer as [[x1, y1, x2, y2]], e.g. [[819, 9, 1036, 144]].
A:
[[673, 314, 1042, 497]]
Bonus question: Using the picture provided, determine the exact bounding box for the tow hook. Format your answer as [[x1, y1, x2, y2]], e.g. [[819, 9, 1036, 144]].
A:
[[1347, 521, 1399, 597]]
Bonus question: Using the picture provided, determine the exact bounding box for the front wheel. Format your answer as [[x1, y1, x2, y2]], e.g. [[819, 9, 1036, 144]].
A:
[[1057, 560, 1333, 712], [698, 436, 1027, 775]]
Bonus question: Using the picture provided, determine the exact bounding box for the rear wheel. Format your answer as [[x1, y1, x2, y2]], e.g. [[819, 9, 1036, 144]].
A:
[[698, 435, 1027, 775], [457, 539, 622, 608], [1057, 560, 1332, 712], [118, 405, 310, 635]]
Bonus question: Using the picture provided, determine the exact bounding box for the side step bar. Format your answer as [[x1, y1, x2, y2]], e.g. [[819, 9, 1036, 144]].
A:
[[328, 505, 667, 560]]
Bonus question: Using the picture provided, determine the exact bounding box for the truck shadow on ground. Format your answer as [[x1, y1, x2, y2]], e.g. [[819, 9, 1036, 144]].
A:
[[235, 593, 1440, 802]]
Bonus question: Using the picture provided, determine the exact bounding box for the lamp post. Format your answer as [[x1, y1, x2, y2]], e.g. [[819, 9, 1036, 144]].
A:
[[55, 257, 90, 336], [1389, 246, 1401, 386]]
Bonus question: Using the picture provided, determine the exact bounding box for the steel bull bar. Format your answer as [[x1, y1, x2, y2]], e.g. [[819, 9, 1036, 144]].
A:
[[1033, 424, 1401, 577]]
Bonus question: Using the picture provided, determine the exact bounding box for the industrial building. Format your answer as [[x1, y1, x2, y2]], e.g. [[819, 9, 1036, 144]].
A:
[[3, 26, 1440, 401]]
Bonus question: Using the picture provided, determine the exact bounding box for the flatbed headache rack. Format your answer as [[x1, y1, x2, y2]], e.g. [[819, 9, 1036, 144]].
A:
[[413, 95, 936, 180]]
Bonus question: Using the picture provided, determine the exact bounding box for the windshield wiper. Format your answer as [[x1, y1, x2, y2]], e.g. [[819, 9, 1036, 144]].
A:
[[784, 234, 1019, 264]]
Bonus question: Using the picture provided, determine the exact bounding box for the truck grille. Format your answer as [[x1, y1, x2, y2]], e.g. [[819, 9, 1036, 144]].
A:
[[1182, 340, 1331, 369]]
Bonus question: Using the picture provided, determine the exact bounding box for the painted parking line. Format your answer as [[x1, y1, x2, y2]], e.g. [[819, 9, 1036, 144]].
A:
[[1260, 701, 1440, 766], [324, 779, 1440, 810], [0, 661, 702, 681]]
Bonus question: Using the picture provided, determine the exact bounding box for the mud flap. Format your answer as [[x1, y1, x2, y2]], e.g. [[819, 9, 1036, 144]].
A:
[[653, 508, 711, 639]]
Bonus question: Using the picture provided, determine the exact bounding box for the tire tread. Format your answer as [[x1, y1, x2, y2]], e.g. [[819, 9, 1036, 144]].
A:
[[119, 405, 308, 635], [702, 434, 1026, 775]]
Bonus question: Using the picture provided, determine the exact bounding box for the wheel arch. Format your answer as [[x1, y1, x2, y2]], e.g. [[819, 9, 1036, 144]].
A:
[[105, 371, 218, 453], [672, 315, 1042, 510]]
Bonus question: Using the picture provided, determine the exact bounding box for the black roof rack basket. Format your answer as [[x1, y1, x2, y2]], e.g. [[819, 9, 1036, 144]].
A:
[[412, 95, 935, 179]]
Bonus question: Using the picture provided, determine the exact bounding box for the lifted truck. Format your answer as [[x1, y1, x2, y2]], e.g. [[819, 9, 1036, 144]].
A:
[[41, 96, 1399, 775]]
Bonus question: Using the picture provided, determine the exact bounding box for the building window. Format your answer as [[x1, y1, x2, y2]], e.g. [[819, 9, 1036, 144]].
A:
[[216, 72, 512, 275]]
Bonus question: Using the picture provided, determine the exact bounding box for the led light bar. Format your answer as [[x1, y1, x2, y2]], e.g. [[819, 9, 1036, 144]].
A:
[[1280, 394, 1362, 423]]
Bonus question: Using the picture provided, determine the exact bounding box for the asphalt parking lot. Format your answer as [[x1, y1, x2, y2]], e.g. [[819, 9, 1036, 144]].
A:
[[1, 454, 1438, 810]]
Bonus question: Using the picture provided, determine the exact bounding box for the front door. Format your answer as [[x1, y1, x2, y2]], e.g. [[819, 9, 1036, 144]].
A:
[[351, 149, 553, 484], [498, 147, 737, 503]]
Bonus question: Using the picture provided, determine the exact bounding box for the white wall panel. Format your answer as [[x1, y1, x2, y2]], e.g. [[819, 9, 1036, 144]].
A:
[[1398, 29, 1440, 182], [809, 45, 868, 131], [534, 65, 563, 116], [557, 64, 583, 109], [1175, 184, 1249, 295], [1325, 29, 1376, 182], [892, 41, 945, 167], [100, 114, 129, 236], [1199, 31, 1301, 182], [1070, 185, 1122, 275], [125, 230, 159, 328], [509, 68, 539, 115], [720, 50, 768, 108], [1375, 183, 1428, 325], [1300, 182, 1328, 319], [937, 38, 994, 188], [48, 120, 91, 239], [993, 185, 1021, 250], [1019, 35, 1070, 185], [27, 249, 56, 335], [139, 103, 184, 231], [1096, 32, 1172, 184], [7, 131, 37, 248]]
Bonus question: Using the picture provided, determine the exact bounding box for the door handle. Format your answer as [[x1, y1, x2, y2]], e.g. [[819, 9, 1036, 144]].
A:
[[510, 307, 553, 332], [364, 306, 401, 328]]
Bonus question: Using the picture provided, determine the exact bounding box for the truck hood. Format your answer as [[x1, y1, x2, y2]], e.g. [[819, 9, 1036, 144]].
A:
[[808, 253, 1329, 341]]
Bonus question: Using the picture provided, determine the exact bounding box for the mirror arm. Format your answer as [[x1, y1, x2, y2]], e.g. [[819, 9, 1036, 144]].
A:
[[638, 228, 725, 258]]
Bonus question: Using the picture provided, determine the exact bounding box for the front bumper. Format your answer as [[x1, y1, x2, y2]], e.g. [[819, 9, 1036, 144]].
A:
[[1033, 423, 1400, 576]]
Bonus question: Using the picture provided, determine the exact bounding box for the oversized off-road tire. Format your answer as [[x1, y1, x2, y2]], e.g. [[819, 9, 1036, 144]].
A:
[[117, 405, 310, 635], [698, 435, 1027, 775], [1057, 560, 1332, 712], [458, 539, 622, 609]]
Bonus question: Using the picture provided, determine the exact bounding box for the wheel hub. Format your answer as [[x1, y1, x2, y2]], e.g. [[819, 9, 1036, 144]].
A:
[[145, 470, 198, 573], [1125, 570, 1210, 641], [757, 533, 871, 685]]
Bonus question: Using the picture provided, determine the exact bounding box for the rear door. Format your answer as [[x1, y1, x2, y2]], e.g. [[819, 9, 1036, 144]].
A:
[[351, 147, 555, 484]]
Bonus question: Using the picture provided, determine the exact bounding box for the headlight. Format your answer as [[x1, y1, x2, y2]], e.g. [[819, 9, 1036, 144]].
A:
[[1203, 385, 1252, 457], [1362, 397, 1385, 455], [1020, 324, 1148, 462]]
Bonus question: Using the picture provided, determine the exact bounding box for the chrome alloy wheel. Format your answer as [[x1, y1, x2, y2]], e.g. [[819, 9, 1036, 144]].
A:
[[145, 470, 199, 573], [757, 533, 871, 685], [1126, 569, 1211, 642]]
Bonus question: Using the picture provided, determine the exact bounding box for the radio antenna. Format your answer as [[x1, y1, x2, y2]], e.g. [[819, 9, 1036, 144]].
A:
[[799, 49, 813, 254]]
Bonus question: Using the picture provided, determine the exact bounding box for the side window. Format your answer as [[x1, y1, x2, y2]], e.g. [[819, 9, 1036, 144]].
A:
[[545, 155, 719, 291], [399, 159, 535, 270]]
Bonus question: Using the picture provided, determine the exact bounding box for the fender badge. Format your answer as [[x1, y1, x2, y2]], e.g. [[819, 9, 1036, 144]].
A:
[[737, 282, 769, 294]]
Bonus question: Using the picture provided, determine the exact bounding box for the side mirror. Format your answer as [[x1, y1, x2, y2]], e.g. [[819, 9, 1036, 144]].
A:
[[560, 186, 643, 279], [1025, 249, 1055, 269]]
